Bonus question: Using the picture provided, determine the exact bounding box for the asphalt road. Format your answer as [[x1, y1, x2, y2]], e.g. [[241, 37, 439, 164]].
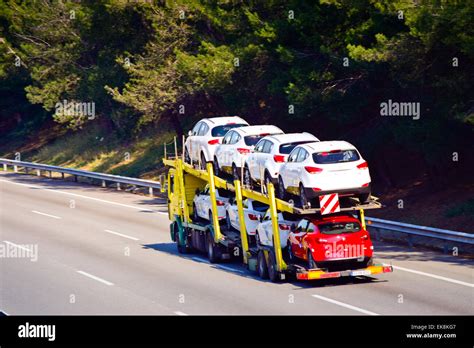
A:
[[0, 171, 473, 315]]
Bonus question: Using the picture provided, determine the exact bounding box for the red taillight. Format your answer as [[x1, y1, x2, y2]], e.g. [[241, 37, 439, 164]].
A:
[[273, 154, 285, 163], [279, 224, 290, 230], [357, 161, 368, 169], [259, 133, 270, 136], [312, 187, 321, 192], [237, 148, 251, 154], [208, 139, 220, 145], [248, 213, 259, 221], [305, 166, 323, 174], [216, 200, 225, 206], [362, 183, 369, 187], [330, 149, 341, 153]]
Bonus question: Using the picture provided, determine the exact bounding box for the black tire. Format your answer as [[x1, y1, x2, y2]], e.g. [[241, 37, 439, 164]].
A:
[[192, 203, 199, 221], [299, 183, 308, 208], [308, 250, 318, 269], [264, 172, 273, 192], [200, 153, 207, 170], [232, 164, 240, 181], [243, 166, 253, 189], [206, 232, 219, 263], [213, 157, 220, 177], [361, 256, 373, 268], [358, 192, 371, 204], [278, 177, 287, 200], [184, 147, 191, 164], [174, 224, 187, 254], [257, 250, 268, 279], [267, 251, 280, 283], [226, 212, 232, 230]]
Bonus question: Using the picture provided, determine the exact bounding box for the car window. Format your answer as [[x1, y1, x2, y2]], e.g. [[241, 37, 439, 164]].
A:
[[252, 200, 269, 212], [192, 122, 202, 136], [313, 149, 360, 164], [296, 149, 309, 162], [262, 141, 273, 153], [296, 219, 309, 231], [211, 123, 247, 137], [242, 199, 248, 209], [279, 141, 314, 154], [199, 123, 209, 136], [230, 132, 240, 144], [318, 221, 361, 234], [288, 148, 300, 162], [307, 222, 316, 232], [254, 140, 265, 152], [222, 131, 233, 145]]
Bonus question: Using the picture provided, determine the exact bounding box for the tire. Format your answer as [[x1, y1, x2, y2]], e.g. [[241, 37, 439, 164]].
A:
[[174, 224, 187, 254], [358, 192, 371, 204], [232, 164, 240, 181], [184, 147, 191, 164], [213, 157, 220, 177], [308, 250, 318, 269], [226, 212, 232, 230], [278, 176, 287, 200], [264, 172, 273, 192], [361, 257, 373, 268], [192, 203, 199, 221], [243, 166, 253, 189], [267, 251, 280, 283], [257, 250, 268, 279], [299, 183, 308, 208], [200, 153, 207, 170], [206, 232, 219, 263]]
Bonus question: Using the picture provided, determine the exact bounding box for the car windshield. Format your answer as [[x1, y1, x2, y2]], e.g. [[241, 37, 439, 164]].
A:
[[279, 141, 313, 154], [318, 222, 361, 235], [211, 124, 247, 137], [252, 201, 269, 212], [312, 149, 359, 164]]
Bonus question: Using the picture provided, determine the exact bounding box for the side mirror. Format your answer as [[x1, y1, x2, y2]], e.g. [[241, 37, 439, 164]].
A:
[[195, 188, 200, 195], [188, 130, 193, 137]]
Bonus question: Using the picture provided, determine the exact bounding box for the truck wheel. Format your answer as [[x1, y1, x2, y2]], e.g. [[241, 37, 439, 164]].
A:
[[257, 250, 268, 279], [206, 232, 219, 263], [200, 153, 207, 170], [267, 251, 280, 283]]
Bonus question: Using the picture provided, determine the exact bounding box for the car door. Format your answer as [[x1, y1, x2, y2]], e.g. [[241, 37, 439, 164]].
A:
[[289, 219, 309, 258], [259, 140, 274, 178], [189, 122, 202, 160], [294, 148, 309, 188], [197, 122, 210, 161], [284, 148, 300, 191], [217, 131, 233, 168], [249, 140, 265, 180]]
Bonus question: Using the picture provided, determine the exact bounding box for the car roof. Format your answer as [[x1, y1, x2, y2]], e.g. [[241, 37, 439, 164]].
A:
[[299, 140, 356, 153], [234, 125, 283, 136], [203, 116, 248, 126], [263, 132, 319, 144]]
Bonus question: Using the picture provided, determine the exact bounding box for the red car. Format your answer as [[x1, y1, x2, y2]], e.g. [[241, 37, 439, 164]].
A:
[[287, 214, 373, 270]]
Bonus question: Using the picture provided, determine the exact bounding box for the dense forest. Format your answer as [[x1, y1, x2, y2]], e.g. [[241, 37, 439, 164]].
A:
[[0, 0, 473, 194]]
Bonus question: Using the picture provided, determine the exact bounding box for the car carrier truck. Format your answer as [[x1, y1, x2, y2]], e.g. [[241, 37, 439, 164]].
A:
[[163, 147, 393, 283]]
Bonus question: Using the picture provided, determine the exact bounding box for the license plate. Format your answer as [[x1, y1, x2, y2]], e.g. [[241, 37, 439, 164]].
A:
[[350, 270, 371, 276]]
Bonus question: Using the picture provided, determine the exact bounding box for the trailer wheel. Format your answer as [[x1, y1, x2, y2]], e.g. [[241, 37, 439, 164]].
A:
[[206, 232, 219, 263], [257, 250, 268, 279], [267, 251, 280, 283]]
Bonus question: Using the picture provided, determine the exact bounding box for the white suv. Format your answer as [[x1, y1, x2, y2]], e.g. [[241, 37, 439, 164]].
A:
[[243, 132, 319, 190], [225, 198, 268, 236], [213, 125, 283, 179], [256, 210, 299, 249], [277, 141, 371, 207], [192, 185, 230, 222], [184, 116, 249, 169]]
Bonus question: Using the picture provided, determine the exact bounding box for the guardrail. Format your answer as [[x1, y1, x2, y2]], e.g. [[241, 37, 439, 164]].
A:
[[0, 158, 162, 196], [366, 216, 474, 254], [1, 158, 472, 254]]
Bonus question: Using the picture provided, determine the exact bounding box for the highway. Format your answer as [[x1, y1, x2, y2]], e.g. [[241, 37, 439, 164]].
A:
[[0, 171, 473, 315]]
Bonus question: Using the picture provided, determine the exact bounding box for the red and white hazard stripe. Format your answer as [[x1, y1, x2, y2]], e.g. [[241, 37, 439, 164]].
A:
[[319, 193, 340, 215]]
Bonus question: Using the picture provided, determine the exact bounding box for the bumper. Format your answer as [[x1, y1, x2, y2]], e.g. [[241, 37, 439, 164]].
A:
[[296, 263, 393, 281], [304, 185, 371, 199]]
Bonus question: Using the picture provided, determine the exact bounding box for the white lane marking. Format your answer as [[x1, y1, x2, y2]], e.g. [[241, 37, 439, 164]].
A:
[[31, 210, 61, 219], [104, 229, 139, 241], [217, 265, 244, 274], [392, 265, 474, 288], [77, 270, 114, 286], [0, 179, 159, 212], [174, 311, 188, 316], [311, 294, 379, 316], [3, 240, 32, 252]]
